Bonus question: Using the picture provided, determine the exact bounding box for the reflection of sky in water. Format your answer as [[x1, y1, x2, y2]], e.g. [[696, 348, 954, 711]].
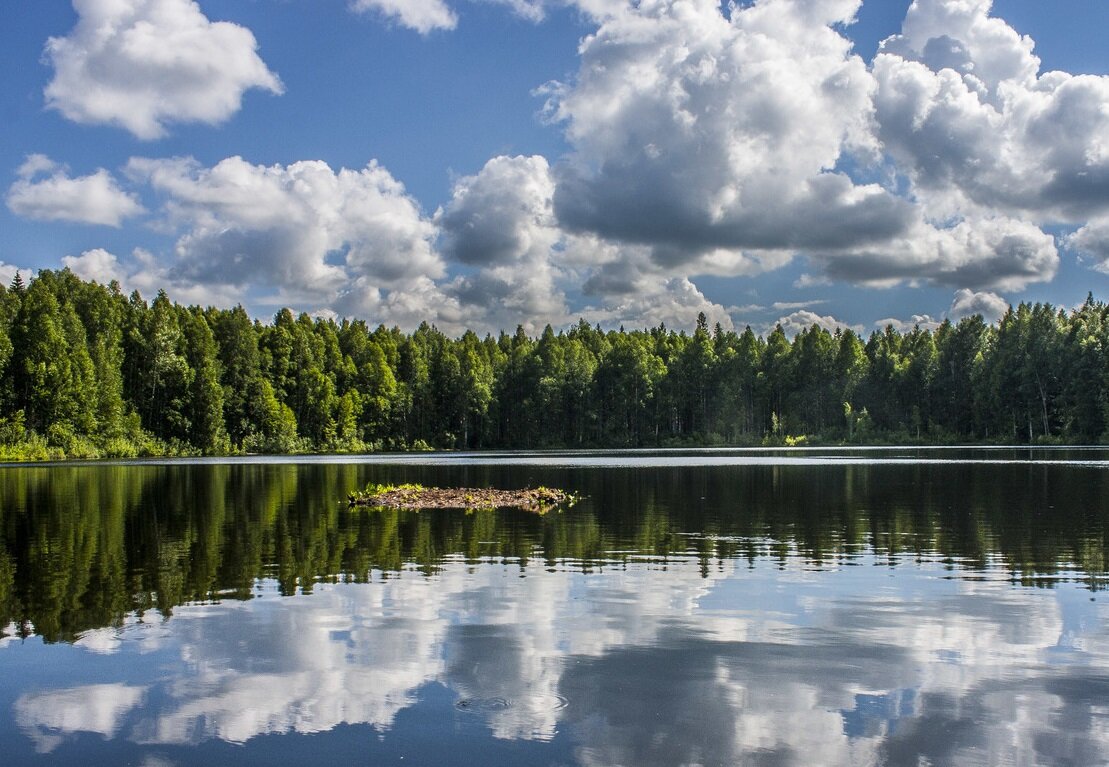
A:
[[3, 548, 1108, 766]]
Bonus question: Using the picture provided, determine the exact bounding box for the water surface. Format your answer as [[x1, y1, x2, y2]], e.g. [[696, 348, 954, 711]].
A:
[[1, 449, 1108, 765]]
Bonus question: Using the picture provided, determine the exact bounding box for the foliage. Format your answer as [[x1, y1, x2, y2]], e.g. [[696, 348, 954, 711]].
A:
[[1, 271, 1109, 458]]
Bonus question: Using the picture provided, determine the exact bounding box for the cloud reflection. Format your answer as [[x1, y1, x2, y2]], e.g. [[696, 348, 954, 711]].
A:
[[10, 553, 1109, 765]]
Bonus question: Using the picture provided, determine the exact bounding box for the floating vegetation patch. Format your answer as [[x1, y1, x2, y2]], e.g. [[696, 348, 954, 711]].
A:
[[347, 483, 578, 514]]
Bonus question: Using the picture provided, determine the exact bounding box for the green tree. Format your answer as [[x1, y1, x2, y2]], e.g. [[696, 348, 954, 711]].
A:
[[210, 306, 263, 447], [9, 277, 97, 438], [760, 325, 793, 435], [182, 309, 229, 453], [138, 291, 193, 442]]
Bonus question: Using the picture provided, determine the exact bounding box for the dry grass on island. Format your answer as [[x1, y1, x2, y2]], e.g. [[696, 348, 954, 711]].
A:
[[348, 483, 579, 514]]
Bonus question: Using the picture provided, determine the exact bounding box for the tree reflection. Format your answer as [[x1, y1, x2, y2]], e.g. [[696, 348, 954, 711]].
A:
[[1, 459, 1107, 641]]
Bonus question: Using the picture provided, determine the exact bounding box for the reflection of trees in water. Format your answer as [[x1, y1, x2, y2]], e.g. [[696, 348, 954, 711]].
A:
[[0, 461, 1107, 641]]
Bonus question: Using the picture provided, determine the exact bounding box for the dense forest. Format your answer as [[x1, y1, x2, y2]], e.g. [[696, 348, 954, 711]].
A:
[[0, 268, 1107, 459]]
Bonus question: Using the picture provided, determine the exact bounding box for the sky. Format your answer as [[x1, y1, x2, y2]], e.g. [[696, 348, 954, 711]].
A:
[[2, 0, 1108, 336]]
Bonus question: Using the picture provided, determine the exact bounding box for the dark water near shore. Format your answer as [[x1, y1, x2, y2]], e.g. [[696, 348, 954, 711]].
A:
[[1, 449, 1108, 766]]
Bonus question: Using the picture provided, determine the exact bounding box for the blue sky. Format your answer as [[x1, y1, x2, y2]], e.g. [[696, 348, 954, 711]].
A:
[[3, 0, 1108, 334]]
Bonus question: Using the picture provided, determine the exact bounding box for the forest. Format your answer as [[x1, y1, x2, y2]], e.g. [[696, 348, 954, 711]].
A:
[[0, 268, 1107, 459]]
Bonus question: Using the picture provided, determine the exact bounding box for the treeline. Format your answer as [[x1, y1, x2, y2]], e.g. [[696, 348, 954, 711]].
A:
[[0, 269, 1108, 457]]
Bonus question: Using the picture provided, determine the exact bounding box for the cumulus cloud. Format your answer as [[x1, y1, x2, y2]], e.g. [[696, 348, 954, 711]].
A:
[[774, 309, 860, 337], [60, 246, 243, 307], [578, 277, 734, 331], [7, 155, 144, 227], [543, 0, 912, 263], [1065, 218, 1109, 272], [61, 248, 127, 285], [349, 0, 457, 33], [949, 288, 1009, 323], [127, 155, 443, 317], [437, 154, 747, 332], [813, 216, 1058, 291], [874, 314, 942, 333], [26, 0, 1107, 330], [530, 0, 1074, 293], [873, 0, 1109, 222], [44, 0, 283, 139], [439, 155, 559, 269]]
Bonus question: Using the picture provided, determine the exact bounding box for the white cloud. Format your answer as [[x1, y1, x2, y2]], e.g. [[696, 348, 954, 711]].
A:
[[794, 273, 832, 289], [813, 216, 1058, 291], [61, 248, 127, 284], [435, 153, 745, 332], [525, 0, 1107, 294], [579, 277, 734, 331], [949, 288, 1009, 323], [874, 314, 942, 333], [127, 155, 443, 318], [350, 0, 457, 33], [774, 309, 860, 337], [44, 0, 283, 139], [439, 155, 559, 269], [730, 300, 827, 316], [60, 246, 243, 306], [544, 0, 911, 267], [7, 155, 144, 227], [873, 0, 1109, 223], [1065, 217, 1109, 272], [478, 0, 548, 22], [437, 155, 571, 332], [24, 0, 1106, 330]]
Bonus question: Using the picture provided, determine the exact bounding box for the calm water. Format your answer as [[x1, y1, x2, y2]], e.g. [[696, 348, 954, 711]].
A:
[[2, 448, 1109, 766]]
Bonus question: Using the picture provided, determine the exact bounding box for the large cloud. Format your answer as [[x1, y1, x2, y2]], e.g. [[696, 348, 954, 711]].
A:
[[44, 0, 283, 139], [438, 155, 559, 270], [533, 0, 1072, 293], [25, 0, 1109, 330], [545, 0, 911, 264], [873, 0, 1109, 222], [437, 154, 740, 331], [812, 215, 1058, 290], [128, 155, 441, 300], [6, 155, 144, 227]]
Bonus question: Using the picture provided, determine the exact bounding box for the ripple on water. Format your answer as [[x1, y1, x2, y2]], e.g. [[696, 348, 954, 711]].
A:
[[454, 693, 569, 714]]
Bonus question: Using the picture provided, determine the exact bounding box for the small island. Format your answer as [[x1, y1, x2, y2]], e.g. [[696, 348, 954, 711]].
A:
[[348, 483, 578, 513]]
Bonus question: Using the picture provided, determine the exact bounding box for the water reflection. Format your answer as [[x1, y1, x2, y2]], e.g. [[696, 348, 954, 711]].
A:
[[1, 455, 1108, 765], [6, 558, 1108, 766], [2, 458, 1107, 641]]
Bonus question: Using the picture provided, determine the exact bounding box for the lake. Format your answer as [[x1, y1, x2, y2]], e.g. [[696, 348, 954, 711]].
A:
[[1, 448, 1108, 766]]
